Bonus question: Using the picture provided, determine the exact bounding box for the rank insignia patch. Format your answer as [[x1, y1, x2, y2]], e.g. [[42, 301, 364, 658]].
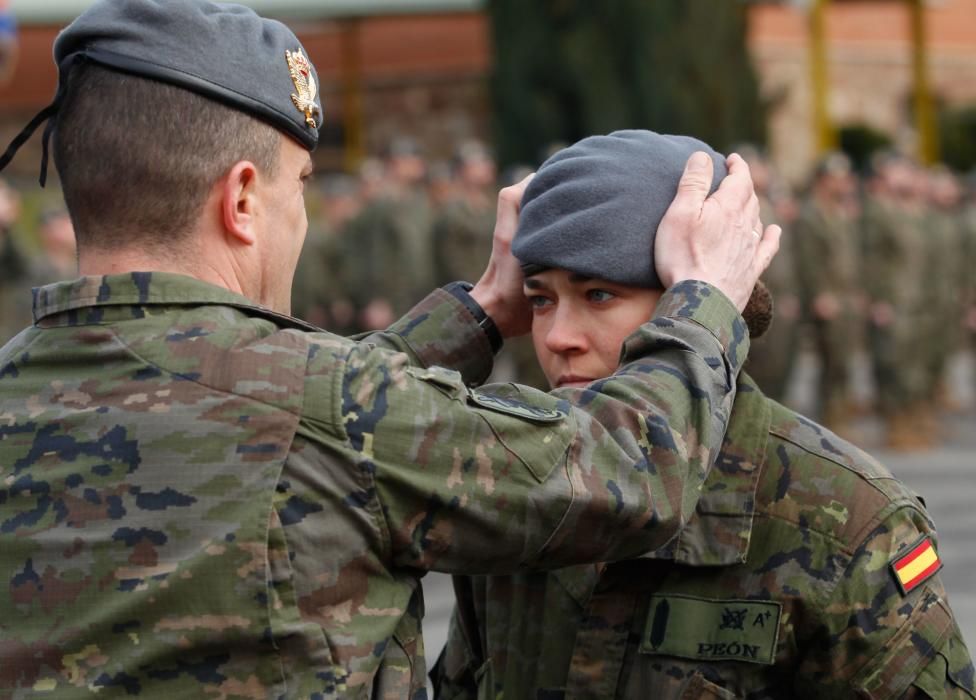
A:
[[286, 49, 320, 129], [891, 536, 942, 595]]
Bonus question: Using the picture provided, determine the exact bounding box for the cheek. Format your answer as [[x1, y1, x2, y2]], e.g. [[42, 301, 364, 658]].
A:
[[592, 337, 624, 376], [530, 321, 559, 387]]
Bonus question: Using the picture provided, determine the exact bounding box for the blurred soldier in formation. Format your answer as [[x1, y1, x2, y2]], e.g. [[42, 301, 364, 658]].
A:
[[963, 180, 976, 400], [25, 207, 77, 287], [739, 145, 801, 403], [0, 178, 30, 343], [432, 139, 497, 286], [863, 153, 934, 449], [923, 166, 967, 413], [341, 137, 434, 330], [793, 152, 863, 433], [291, 174, 362, 333]]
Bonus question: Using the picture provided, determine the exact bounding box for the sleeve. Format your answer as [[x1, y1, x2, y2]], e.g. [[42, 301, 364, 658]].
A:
[[796, 504, 975, 699], [356, 287, 496, 387], [328, 279, 749, 574]]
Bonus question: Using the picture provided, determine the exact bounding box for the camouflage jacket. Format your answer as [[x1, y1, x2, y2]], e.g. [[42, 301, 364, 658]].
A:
[[792, 199, 861, 318], [435, 376, 975, 700], [0, 272, 747, 699], [862, 197, 928, 315]]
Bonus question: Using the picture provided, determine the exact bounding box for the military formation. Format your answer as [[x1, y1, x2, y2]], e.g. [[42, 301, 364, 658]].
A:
[[4, 146, 976, 445], [737, 150, 976, 450]]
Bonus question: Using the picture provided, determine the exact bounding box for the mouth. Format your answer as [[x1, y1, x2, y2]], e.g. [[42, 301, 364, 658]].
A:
[[556, 375, 594, 389]]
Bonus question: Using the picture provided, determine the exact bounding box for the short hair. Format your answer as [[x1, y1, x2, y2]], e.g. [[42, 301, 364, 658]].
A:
[[53, 63, 281, 252]]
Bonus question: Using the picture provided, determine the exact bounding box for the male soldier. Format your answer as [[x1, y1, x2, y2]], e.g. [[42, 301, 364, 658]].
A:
[[291, 174, 361, 333], [0, 1, 776, 696], [923, 167, 967, 413], [434, 131, 974, 700], [863, 153, 933, 448], [431, 139, 497, 287], [341, 137, 435, 331], [792, 152, 863, 433], [738, 145, 801, 403], [0, 177, 31, 343]]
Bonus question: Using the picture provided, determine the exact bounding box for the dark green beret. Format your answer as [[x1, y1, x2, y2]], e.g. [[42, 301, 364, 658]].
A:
[[0, 0, 322, 183], [513, 130, 727, 289]]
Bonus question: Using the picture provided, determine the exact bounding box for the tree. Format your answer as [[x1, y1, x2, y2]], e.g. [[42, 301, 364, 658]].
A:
[[488, 0, 767, 168]]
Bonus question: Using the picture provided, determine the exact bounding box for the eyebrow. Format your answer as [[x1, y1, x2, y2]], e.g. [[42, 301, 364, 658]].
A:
[[524, 273, 594, 290]]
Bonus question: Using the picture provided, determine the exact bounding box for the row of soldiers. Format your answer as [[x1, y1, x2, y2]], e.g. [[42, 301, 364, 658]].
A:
[[747, 149, 976, 449], [2, 142, 976, 448]]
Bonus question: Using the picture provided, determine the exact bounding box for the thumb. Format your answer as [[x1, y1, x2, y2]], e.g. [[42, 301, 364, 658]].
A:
[[673, 151, 713, 214]]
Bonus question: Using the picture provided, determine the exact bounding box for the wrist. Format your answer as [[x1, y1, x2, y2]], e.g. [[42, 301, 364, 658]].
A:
[[443, 281, 504, 354]]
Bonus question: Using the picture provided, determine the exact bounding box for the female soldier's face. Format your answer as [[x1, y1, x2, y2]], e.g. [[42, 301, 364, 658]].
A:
[[523, 269, 663, 389]]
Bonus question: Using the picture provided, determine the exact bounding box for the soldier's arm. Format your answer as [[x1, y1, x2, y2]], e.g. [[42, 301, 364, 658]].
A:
[[324, 278, 747, 574], [795, 505, 975, 698]]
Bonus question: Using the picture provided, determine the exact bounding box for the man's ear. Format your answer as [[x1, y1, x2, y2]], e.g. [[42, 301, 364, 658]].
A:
[[220, 160, 259, 246]]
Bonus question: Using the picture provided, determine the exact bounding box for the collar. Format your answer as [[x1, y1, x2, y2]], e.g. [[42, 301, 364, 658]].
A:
[[32, 272, 321, 332]]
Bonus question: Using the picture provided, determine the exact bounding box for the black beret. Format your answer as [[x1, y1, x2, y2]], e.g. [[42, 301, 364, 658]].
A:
[[0, 0, 321, 183], [513, 130, 727, 289]]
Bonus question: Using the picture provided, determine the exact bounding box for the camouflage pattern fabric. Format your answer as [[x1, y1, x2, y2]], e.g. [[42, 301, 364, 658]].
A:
[[0, 272, 747, 698], [431, 198, 496, 287], [743, 196, 800, 403], [340, 193, 435, 323], [792, 198, 862, 425], [862, 196, 930, 416], [921, 207, 966, 396], [965, 207, 976, 351], [436, 376, 975, 700], [0, 230, 31, 345]]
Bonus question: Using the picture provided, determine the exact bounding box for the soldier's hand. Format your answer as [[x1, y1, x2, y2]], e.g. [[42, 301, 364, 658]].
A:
[[655, 152, 781, 312], [471, 173, 535, 339]]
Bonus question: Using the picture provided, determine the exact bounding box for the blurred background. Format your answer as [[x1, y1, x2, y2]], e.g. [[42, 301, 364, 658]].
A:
[[1, 0, 974, 668]]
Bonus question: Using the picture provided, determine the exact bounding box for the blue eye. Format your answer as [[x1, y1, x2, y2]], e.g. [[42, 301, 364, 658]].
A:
[[527, 295, 553, 309], [587, 289, 616, 303]]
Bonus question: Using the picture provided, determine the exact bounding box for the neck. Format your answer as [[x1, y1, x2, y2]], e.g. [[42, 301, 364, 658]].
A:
[[78, 248, 248, 299]]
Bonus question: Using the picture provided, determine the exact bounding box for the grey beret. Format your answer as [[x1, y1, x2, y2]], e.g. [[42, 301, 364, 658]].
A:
[[513, 130, 727, 289], [0, 0, 321, 183]]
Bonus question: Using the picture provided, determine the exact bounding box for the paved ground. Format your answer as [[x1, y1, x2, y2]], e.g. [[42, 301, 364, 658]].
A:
[[421, 350, 976, 673]]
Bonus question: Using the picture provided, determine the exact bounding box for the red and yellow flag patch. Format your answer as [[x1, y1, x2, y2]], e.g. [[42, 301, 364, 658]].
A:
[[891, 536, 942, 595]]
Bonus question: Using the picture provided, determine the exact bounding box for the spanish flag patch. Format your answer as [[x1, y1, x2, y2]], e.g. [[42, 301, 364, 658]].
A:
[[891, 536, 942, 595]]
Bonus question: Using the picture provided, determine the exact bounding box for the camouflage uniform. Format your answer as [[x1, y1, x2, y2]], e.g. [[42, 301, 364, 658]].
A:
[[862, 196, 930, 437], [341, 191, 435, 328], [0, 272, 748, 698], [436, 376, 975, 699], [921, 205, 966, 402], [743, 196, 800, 403], [965, 206, 976, 352], [0, 229, 31, 344], [431, 197, 495, 288], [792, 197, 861, 428]]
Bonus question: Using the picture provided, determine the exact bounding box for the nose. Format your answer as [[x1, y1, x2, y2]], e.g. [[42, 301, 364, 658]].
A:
[[544, 305, 587, 355]]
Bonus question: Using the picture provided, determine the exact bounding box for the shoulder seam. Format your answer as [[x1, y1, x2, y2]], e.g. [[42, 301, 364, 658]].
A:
[[108, 324, 306, 418]]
